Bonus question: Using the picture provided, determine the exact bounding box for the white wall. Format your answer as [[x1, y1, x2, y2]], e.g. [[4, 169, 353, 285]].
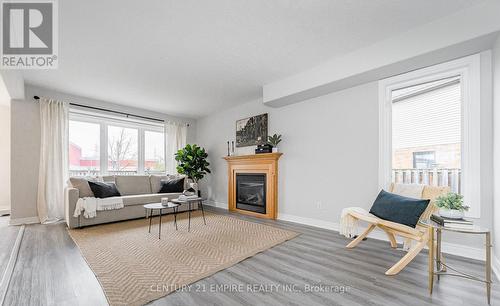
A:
[[492, 35, 500, 274], [198, 82, 380, 225], [0, 105, 10, 212], [197, 53, 494, 256], [10, 85, 197, 221]]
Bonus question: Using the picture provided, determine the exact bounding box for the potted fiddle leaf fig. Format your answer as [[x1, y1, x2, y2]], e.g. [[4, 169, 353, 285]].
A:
[[267, 134, 282, 153], [435, 192, 469, 219], [175, 144, 211, 196]]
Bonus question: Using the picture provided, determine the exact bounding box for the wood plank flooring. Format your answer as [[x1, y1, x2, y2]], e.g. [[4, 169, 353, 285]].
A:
[[1, 208, 497, 306], [0, 216, 20, 281]]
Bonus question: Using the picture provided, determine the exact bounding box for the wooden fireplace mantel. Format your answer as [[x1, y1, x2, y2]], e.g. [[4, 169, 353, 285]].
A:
[[224, 153, 282, 219]]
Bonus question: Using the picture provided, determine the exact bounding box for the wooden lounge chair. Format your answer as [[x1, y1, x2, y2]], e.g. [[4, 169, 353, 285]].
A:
[[345, 183, 449, 275]]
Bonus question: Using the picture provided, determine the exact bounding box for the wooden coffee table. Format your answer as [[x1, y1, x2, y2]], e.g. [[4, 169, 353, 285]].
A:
[[143, 202, 180, 239]]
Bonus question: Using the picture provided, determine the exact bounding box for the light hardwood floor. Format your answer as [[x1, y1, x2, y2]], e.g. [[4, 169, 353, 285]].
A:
[[1, 208, 497, 306]]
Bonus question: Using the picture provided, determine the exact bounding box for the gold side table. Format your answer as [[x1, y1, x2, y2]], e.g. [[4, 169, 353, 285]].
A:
[[419, 219, 492, 304]]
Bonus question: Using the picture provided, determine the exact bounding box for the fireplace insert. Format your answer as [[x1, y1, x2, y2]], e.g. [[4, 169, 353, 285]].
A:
[[236, 173, 266, 214]]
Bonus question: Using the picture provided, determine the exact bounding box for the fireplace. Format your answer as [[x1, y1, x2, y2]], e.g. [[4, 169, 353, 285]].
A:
[[236, 173, 266, 214], [224, 153, 282, 219]]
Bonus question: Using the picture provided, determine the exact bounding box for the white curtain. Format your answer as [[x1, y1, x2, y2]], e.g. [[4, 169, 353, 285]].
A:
[[165, 121, 187, 175], [37, 98, 69, 223]]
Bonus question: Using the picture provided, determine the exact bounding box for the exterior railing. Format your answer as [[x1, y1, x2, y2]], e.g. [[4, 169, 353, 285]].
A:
[[69, 170, 167, 177], [392, 168, 461, 194]]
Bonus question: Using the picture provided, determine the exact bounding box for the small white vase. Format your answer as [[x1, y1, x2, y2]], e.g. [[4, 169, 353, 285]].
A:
[[439, 208, 464, 219], [272, 147, 278, 153]]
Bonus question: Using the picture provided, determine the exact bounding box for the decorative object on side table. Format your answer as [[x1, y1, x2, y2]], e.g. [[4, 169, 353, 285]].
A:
[[175, 144, 211, 198], [267, 133, 282, 153], [435, 192, 469, 219], [430, 214, 473, 229], [236, 113, 268, 147]]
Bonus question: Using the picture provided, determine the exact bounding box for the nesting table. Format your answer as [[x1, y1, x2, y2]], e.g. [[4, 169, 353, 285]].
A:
[[144, 202, 179, 239], [171, 197, 206, 232]]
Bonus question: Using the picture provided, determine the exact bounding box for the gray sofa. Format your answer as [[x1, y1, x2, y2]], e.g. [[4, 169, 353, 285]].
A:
[[65, 175, 197, 229]]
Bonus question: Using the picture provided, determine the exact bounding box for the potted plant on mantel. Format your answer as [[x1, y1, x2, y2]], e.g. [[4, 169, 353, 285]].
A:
[[435, 192, 470, 219], [175, 144, 211, 197], [267, 134, 282, 153]]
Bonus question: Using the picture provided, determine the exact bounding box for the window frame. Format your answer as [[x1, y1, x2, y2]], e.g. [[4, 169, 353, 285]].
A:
[[378, 53, 482, 218], [69, 111, 165, 176]]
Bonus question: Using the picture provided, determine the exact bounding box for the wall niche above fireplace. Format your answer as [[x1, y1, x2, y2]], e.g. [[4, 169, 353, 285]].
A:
[[224, 153, 282, 219]]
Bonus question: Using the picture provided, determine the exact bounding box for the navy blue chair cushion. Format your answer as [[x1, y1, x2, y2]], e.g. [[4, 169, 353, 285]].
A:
[[369, 190, 430, 228]]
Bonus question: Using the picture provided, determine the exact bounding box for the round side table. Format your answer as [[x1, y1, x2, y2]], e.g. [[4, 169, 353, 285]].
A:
[[144, 202, 180, 239], [419, 219, 492, 304]]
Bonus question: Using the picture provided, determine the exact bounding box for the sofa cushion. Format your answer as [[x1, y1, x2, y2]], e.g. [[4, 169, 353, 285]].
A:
[[159, 177, 185, 193], [88, 181, 121, 198], [369, 190, 430, 228], [69, 177, 95, 198], [115, 176, 152, 195], [150, 174, 191, 193], [102, 175, 115, 182], [121, 193, 183, 206]]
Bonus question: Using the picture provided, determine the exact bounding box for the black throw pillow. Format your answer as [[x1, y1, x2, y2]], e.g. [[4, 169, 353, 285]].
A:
[[159, 177, 185, 193], [369, 190, 430, 228], [88, 181, 121, 198]]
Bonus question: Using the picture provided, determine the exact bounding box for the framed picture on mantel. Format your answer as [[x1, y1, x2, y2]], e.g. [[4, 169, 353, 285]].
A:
[[236, 113, 268, 147]]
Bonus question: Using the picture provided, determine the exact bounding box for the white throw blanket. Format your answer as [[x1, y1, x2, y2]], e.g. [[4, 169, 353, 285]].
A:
[[74, 197, 124, 219], [392, 184, 424, 199], [340, 207, 370, 238]]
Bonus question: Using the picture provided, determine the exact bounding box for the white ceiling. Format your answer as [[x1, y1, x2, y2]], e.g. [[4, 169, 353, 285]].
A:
[[21, 0, 481, 118]]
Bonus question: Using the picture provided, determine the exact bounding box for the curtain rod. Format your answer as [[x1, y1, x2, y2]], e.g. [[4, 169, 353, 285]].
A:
[[33, 95, 190, 126]]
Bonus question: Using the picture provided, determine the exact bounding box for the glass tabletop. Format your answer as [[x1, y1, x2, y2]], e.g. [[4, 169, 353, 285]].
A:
[[419, 218, 489, 234], [171, 197, 203, 203], [143, 202, 179, 209]]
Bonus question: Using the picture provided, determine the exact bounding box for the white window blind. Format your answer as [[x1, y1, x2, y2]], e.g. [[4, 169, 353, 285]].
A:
[[392, 78, 461, 149]]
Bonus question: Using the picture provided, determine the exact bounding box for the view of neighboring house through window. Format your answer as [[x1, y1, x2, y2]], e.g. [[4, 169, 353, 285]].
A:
[[391, 76, 461, 193], [69, 121, 100, 176], [68, 112, 165, 176]]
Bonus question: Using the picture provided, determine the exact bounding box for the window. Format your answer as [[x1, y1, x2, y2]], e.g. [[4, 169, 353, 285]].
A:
[[108, 126, 138, 174], [69, 111, 165, 177], [379, 53, 483, 217], [144, 131, 165, 174], [69, 121, 100, 176], [412, 151, 436, 169], [391, 76, 462, 191]]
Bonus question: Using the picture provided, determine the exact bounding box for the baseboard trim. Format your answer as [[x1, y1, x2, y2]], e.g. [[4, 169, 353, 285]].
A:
[[9, 216, 40, 226], [204, 200, 228, 209], [278, 213, 340, 231], [0, 225, 25, 305]]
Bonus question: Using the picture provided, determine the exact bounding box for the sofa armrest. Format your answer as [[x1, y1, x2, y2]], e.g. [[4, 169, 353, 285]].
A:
[[65, 187, 80, 229]]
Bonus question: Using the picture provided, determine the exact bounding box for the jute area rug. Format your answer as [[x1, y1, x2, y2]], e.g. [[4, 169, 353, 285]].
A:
[[68, 211, 298, 306]]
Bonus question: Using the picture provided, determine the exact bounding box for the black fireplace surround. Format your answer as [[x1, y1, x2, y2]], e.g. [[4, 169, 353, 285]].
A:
[[236, 173, 266, 214]]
